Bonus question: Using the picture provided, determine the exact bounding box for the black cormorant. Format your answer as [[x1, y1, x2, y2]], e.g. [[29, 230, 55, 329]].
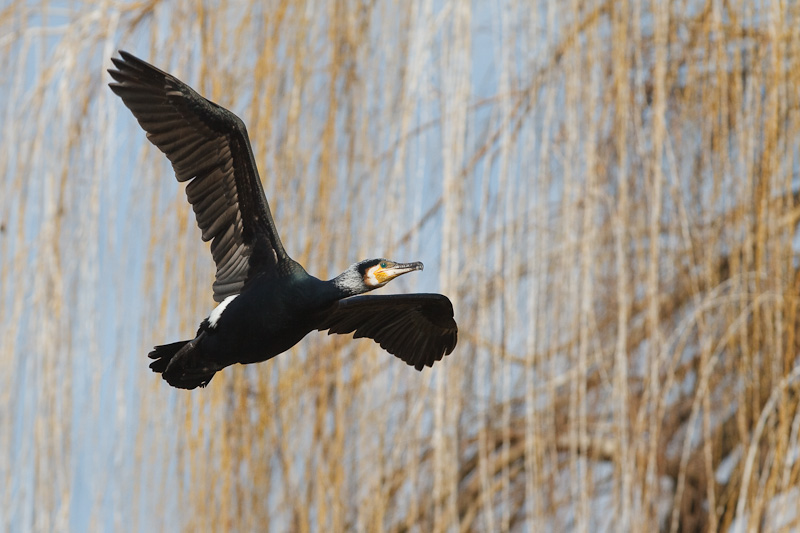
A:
[[108, 51, 457, 389]]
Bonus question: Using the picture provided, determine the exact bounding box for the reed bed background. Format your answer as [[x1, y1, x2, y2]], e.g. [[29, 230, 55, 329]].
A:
[[3, 0, 800, 531]]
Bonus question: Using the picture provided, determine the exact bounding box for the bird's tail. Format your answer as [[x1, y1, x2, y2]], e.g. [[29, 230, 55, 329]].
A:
[[148, 338, 217, 390]]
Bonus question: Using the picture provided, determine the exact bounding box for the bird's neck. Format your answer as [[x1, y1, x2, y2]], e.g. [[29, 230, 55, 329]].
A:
[[330, 270, 367, 299]]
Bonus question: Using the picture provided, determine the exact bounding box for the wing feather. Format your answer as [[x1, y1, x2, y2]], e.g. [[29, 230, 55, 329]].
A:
[[108, 51, 288, 302], [318, 294, 457, 370]]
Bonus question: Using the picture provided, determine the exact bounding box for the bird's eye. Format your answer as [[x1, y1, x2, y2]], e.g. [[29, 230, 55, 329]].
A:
[[380, 262, 387, 268]]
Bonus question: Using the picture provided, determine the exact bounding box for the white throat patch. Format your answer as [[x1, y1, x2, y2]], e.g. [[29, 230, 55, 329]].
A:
[[365, 265, 382, 287], [208, 294, 238, 328]]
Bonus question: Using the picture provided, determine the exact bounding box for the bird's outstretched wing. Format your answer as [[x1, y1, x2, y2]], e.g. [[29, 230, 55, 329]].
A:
[[108, 51, 288, 302], [318, 293, 458, 370]]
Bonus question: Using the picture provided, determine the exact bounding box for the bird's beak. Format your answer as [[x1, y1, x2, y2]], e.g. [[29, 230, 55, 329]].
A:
[[376, 261, 424, 283]]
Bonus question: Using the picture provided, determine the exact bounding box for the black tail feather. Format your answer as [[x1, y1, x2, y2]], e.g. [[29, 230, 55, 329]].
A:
[[147, 339, 217, 390], [148, 341, 189, 373]]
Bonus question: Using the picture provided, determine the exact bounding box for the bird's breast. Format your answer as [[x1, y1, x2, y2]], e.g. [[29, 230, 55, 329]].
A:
[[201, 275, 335, 365]]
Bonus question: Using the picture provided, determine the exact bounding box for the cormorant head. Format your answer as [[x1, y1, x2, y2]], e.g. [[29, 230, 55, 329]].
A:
[[334, 258, 424, 296]]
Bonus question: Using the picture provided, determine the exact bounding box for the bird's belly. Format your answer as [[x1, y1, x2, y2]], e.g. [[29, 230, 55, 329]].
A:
[[202, 292, 332, 366], [236, 323, 313, 364]]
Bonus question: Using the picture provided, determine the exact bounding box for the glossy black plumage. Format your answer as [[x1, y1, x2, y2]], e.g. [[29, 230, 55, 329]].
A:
[[318, 294, 457, 370], [108, 51, 457, 389], [108, 51, 285, 301]]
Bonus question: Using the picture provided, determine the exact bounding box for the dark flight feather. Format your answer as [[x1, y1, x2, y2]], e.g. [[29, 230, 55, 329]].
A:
[[318, 294, 458, 370], [108, 51, 288, 302]]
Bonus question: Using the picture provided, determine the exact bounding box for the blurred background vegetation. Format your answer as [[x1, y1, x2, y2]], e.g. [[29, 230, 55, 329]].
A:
[[4, 0, 800, 531]]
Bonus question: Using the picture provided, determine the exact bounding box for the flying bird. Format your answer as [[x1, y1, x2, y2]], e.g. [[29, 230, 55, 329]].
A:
[[108, 51, 457, 389]]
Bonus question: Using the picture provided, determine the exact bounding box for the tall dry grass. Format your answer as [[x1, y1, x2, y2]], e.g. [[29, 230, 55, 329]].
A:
[[3, 0, 800, 531]]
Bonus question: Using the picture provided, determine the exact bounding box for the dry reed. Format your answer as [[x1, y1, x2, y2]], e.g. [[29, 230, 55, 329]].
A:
[[3, 0, 800, 531]]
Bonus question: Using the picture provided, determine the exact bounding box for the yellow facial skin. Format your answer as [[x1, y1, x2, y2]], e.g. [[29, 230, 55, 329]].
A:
[[373, 262, 391, 284]]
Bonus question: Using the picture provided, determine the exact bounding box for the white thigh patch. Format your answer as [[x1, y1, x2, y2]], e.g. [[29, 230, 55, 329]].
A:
[[208, 294, 238, 328]]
